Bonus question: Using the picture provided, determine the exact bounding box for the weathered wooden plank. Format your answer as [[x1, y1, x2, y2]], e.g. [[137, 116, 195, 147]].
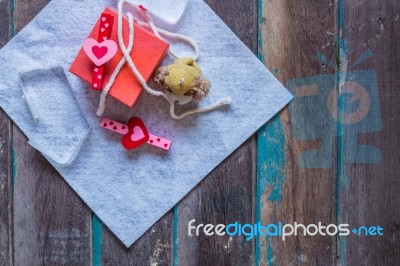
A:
[[172, 0, 258, 264], [0, 0, 12, 48], [13, 138, 92, 265], [101, 212, 173, 266], [0, 118, 12, 265], [257, 0, 337, 265], [338, 0, 400, 264], [176, 138, 256, 266], [12, 0, 92, 264], [0, 0, 13, 265], [0, 114, 12, 266], [13, 0, 49, 32], [206, 0, 258, 51]]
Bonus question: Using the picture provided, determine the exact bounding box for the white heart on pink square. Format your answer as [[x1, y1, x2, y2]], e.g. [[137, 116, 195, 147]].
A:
[[130, 126, 146, 142]]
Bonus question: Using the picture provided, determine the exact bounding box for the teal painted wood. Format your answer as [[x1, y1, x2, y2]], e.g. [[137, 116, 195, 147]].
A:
[[256, 117, 285, 266], [257, 0, 337, 265], [92, 214, 103, 266], [172, 206, 179, 266], [336, 1, 347, 260]]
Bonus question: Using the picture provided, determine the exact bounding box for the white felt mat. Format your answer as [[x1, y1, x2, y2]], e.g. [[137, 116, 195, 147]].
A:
[[0, 0, 292, 246]]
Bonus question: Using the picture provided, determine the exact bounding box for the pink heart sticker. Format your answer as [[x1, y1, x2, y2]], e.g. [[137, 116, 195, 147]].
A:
[[130, 126, 146, 142], [83, 38, 118, 67]]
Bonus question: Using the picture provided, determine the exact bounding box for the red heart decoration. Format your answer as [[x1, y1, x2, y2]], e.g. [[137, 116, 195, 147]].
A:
[[92, 46, 108, 59], [121, 117, 150, 150]]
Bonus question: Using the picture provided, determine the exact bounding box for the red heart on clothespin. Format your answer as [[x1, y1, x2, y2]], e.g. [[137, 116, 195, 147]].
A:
[[100, 117, 171, 150], [121, 117, 150, 150]]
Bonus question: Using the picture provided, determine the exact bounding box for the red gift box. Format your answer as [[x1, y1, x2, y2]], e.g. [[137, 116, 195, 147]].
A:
[[69, 7, 169, 107]]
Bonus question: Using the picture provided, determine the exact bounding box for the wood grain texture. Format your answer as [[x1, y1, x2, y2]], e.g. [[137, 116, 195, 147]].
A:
[[0, 113, 12, 266], [173, 0, 258, 265], [101, 212, 173, 266], [12, 0, 92, 265], [257, 0, 337, 265], [338, 0, 400, 264], [206, 0, 258, 51], [176, 138, 256, 266], [13, 139, 91, 265], [0, 0, 12, 48], [13, 0, 49, 32], [0, 0, 13, 265], [0, 0, 398, 265]]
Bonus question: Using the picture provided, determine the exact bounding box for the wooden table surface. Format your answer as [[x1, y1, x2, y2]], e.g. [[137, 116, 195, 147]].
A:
[[0, 0, 399, 265]]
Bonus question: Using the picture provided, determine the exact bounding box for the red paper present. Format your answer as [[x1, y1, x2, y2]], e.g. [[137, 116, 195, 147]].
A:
[[69, 8, 169, 107]]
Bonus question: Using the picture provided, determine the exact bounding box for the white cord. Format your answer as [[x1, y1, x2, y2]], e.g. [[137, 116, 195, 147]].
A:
[[97, 0, 231, 119], [169, 97, 232, 119], [133, 5, 200, 61]]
